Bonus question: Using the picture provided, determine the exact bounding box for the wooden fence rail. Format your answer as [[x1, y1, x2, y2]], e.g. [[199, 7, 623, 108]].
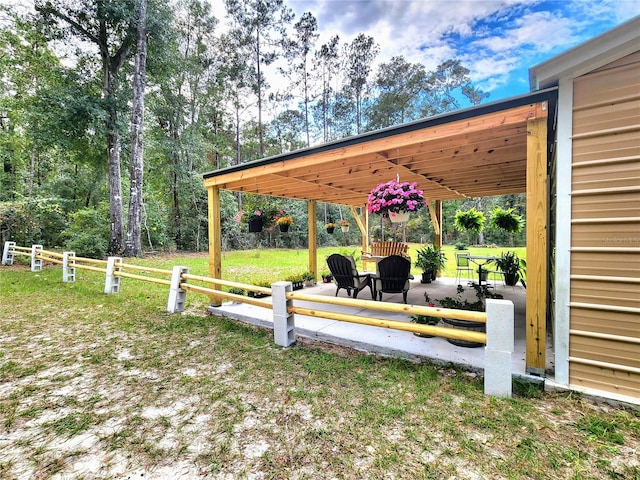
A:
[[2, 241, 515, 397]]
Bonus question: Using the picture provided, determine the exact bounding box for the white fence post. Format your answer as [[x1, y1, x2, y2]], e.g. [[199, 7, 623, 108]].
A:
[[484, 299, 514, 398], [31, 244, 43, 272], [62, 252, 76, 282], [2, 241, 15, 265], [167, 266, 189, 313], [272, 281, 295, 347], [104, 256, 122, 294]]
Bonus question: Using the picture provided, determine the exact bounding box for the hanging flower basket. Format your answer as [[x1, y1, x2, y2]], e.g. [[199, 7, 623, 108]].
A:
[[276, 216, 293, 233], [325, 223, 336, 234], [339, 220, 349, 232], [248, 218, 263, 233], [389, 211, 410, 223], [367, 179, 425, 218]]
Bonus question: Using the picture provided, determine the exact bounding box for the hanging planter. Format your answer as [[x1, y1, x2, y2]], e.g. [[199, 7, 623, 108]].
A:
[[276, 216, 293, 233], [367, 179, 425, 219], [339, 220, 349, 233], [454, 208, 485, 234], [325, 223, 336, 234], [490, 206, 523, 233], [248, 218, 263, 233], [389, 211, 410, 223]]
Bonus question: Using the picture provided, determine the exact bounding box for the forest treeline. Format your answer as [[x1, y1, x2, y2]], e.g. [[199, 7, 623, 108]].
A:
[[0, 0, 525, 258]]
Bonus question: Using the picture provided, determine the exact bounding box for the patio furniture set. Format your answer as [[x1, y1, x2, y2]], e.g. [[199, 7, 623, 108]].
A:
[[327, 246, 524, 304]]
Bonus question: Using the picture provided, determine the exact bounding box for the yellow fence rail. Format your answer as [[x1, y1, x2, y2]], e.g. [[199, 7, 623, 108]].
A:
[[2, 241, 515, 397]]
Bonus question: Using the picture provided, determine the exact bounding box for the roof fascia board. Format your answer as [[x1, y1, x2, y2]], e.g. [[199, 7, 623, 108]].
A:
[[529, 16, 640, 90], [202, 88, 557, 180]]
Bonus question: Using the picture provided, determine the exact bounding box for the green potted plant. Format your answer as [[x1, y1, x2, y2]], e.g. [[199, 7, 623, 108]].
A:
[[248, 280, 271, 298], [285, 273, 304, 290], [301, 271, 315, 287], [436, 284, 503, 347], [494, 251, 526, 287], [415, 245, 447, 283]]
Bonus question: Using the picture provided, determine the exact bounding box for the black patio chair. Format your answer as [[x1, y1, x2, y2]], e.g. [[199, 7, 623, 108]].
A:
[[326, 254, 374, 300], [374, 255, 414, 303]]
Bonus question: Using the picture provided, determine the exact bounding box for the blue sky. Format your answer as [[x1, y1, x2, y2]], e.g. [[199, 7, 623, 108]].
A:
[[276, 0, 640, 102]]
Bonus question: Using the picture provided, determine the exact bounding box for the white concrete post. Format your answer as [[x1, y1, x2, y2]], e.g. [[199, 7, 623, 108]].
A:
[[167, 266, 189, 313], [2, 241, 15, 265], [31, 244, 43, 272], [272, 281, 295, 347], [104, 256, 122, 294], [62, 251, 76, 282], [484, 299, 514, 398]]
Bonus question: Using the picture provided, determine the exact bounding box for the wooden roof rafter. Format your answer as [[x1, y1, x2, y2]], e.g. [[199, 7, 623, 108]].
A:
[[203, 89, 557, 207]]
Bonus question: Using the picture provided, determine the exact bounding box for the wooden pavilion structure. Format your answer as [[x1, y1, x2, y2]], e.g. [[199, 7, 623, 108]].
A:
[[203, 88, 558, 376]]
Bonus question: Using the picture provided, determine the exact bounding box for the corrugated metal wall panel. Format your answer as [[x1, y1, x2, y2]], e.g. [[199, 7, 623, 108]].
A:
[[571, 280, 639, 308], [572, 191, 639, 219], [572, 222, 640, 247], [573, 98, 640, 135], [570, 336, 640, 368], [570, 308, 640, 338], [569, 52, 640, 401], [572, 130, 640, 163], [572, 251, 640, 278], [573, 60, 640, 107], [570, 363, 640, 399]]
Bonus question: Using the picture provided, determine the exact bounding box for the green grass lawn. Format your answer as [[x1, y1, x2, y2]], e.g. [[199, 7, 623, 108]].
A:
[[0, 257, 638, 479], [138, 244, 526, 284]]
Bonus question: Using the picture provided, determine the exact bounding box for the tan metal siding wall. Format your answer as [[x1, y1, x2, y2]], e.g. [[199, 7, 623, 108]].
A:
[[570, 52, 640, 400]]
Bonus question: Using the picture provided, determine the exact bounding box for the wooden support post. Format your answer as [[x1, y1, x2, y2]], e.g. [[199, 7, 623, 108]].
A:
[[526, 115, 548, 375], [308, 200, 317, 279], [207, 185, 222, 306], [434, 200, 442, 249]]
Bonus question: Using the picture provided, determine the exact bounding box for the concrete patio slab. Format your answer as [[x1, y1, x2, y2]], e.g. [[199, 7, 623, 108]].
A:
[[207, 276, 553, 381]]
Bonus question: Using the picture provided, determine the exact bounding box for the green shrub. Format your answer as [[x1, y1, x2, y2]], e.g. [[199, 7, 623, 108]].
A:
[[61, 204, 109, 258], [0, 198, 68, 247]]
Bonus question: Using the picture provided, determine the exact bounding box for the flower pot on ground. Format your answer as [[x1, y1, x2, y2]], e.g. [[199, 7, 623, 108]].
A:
[[302, 271, 315, 287], [494, 251, 526, 287], [415, 245, 447, 284], [286, 273, 305, 290], [436, 285, 487, 348], [410, 314, 440, 337]]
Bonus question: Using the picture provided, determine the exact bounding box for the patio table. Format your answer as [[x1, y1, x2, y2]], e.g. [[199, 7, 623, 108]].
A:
[[466, 255, 498, 286]]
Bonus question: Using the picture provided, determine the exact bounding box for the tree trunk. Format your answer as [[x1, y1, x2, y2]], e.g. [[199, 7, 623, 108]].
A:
[[124, 0, 147, 257], [256, 28, 264, 156]]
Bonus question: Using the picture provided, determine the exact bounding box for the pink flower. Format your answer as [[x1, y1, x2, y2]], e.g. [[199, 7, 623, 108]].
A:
[[367, 179, 425, 215]]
